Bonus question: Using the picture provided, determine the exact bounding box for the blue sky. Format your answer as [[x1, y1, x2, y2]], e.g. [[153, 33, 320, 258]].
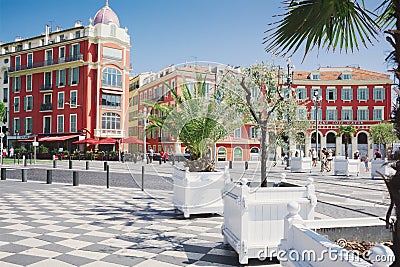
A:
[[0, 0, 393, 76]]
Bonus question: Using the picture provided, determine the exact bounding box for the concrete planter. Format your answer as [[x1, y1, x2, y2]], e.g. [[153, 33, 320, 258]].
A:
[[371, 159, 395, 180], [334, 157, 360, 176], [221, 178, 317, 264], [290, 157, 312, 173], [173, 166, 230, 218]]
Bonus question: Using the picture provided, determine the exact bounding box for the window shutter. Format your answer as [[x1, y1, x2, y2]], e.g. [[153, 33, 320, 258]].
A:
[[75, 67, 79, 84], [357, 89, 360, 100], [68, 68, 72, 85], [366, 89, 369, 100], [77, 43, 80, 56], [24, 96, 26, 110], [349, 89, 353, 100], [382, 89, 386, 100], [69, 45, 72, 59], [341, 89, 344, 100], [56, 70, 59, 86]]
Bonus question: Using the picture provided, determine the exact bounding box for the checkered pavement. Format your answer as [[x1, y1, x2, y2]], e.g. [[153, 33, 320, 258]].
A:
[[0, 180, 279, 266]]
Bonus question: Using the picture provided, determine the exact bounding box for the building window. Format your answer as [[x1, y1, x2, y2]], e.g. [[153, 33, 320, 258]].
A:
[[341, 109, 353, 120], [3, 71, 8, 84], [13, 76, 21, 92], [70, 90, 77, 107], [326, 88, 337, 100], [15, 56, 21, 71], [326, 109, 338, 121], [24, 95, 33, 111], [311, 74, 320, 80], [357, 108, 369, 121], [59, 47, 65, 60], [110, 25, 116, 36], [57, 115, 64, 133], [373, 87, 385, 100], [14, 97, 20, 112], [13, 118, 20, 134], [310, 107, 322, 120], [70, 43, 80, 60], [43, 116, 51, 134], [234, 128, 241, 138], [101, 112, 120, 129], [44, 71, 52, 89], [373, 108, 383, 121], [341, 73, 352, 80], [102, 93, 121, 109], [27, 53, 33, 68], [58, 92, 64, 109], [75, 31, 80, 38], [102, 67, 122, 88], [357, 87, 369, 100], [57, 69, 66, 86], [70, 114, 77, 132], [296, 107, 307, 120], [45, 49, 52, 66], [26, 75, 32, 91], [341, 87, 353, 100], [249, 127, 256, 139], [3, 88, 8, 102], [25, 117, 32, 134], [296, 87, 307, 100], [69, 67, 79, 85]]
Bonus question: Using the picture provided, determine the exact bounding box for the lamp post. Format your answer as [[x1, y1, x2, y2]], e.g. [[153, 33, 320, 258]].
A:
[[143, 107, 147, 162], [285, 58, 294, 169], [0, 132, 4, 165], [15, 129, 19, 164], [312, 89, 322, 162]]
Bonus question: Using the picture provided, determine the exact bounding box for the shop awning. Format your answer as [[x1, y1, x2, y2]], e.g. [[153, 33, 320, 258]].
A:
[[72, 138, 99, 145], [17, 137, 35, 142], [38, 134, 80, 142], [97, 137, 118, 145], [121, 137, 144, 144]]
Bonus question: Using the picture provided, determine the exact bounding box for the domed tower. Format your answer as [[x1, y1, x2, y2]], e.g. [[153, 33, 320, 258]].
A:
[[87, 0, 130, 147]]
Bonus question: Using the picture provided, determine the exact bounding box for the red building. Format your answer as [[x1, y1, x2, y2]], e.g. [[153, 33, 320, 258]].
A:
[[2, 1, 130, 153]]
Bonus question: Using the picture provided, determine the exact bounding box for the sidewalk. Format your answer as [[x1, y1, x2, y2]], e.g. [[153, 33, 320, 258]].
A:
[[0, 180, 279, 267]]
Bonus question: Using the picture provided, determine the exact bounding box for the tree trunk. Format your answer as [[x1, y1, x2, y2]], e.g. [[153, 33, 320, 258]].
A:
[[260, 124, 267, 187]]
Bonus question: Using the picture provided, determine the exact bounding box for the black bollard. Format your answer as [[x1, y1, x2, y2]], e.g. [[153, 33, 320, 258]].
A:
[[69, 159, 73, 169], [73, 171, 79, 186], [229, 161, 233, 169], [85, 161, 89, 170], [21, 169, 27, 182], [13, 154, 16, 164], [104, 161, 108, 171], [30, 154, 32, 165], [46, 169, 52, 184], [24, 156, 27, 167], [159, 157, 162, 165], [106, 165, 110, 188], [1, 168, 6, 180], [245, 161, 248, 170], [53, 160, 57, 168], [141, 165, 144, 191]]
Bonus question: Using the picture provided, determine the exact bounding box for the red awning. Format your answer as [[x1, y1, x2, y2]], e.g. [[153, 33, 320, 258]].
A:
[[121, 137, 144, 144], [97, 137, 117, 145], [17, 137, 35, 142], [38, 134, 80, 142], [72, 138, 99, 145]]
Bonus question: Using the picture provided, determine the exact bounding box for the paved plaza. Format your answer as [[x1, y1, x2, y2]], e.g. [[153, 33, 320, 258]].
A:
[[0, 160, 392, 266]]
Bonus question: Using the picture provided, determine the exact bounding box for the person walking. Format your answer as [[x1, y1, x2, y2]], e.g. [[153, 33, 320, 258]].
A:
[[326, 149, 333, 171], [149, 148, 154, 163], [311, 149, 317, 167], [364, 154, 370, 172], [320, 148, 327, 172]]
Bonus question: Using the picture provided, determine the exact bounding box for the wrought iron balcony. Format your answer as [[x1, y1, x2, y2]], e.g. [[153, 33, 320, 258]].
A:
[[8, 54, 84, 72], [94, 129, 124, 138], [40, 103, 52, 111], [40, 84, 53, 91]]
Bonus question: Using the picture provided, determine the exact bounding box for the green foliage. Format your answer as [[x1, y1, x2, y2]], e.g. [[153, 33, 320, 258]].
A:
[[370, 122, 397, 147], [337, 125, 356, 158], [0, 102, 5, 122], [39, 144, 49, 154]]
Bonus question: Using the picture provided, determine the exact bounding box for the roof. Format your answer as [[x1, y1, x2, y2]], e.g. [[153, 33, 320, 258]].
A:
[[93, 1, 120, 27], [294, 67, 391, 81]]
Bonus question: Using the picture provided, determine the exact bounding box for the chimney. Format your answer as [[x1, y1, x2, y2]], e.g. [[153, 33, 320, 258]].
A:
[[45, 25, 51, 45], [55, 26, 61, 32], [15, 36, 23, 41]]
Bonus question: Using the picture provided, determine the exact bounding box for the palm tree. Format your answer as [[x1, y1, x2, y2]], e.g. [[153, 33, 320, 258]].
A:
[[146, 76, 243, 172], [264, 0, 400, 263], [336, 125, 356, 159]]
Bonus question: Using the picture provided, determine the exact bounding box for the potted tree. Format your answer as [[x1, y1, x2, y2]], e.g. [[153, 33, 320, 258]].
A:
[[218, 64, 317, 264], [146, 75, 243, 218], [370, 122, 397, 179], [334, 125, 359, 176], [290, 121, 313, 173]]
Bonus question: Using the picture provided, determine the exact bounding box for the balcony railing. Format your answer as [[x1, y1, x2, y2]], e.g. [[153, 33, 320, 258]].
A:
[[40, 84, 53, 91], [102, 104, 121, 110], [40, 103, 52, 111], [8, 54, 84, 72], [94, 129, 125, 138]]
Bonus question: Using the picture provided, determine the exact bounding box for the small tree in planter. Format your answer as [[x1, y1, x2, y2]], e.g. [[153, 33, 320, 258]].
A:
[[337, 125, 356, 159], [370, 122, 397, 158]]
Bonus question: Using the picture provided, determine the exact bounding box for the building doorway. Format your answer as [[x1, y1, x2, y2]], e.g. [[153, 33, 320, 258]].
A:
[[357, 132, 368, 158], [326, 132, 336, 155], [217, 147, 227, 161], [233, 147, 243, 161], [250, 147, 260, 161]]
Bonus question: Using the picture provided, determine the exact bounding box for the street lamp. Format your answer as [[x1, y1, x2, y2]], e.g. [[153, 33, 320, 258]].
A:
[[143, 107, 148, 162], [0, 132, 4, 165], [285, 58, 295, 169], [312, 89, 322, 163]]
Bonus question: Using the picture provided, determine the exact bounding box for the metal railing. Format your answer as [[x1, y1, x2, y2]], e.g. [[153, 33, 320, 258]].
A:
[[8, 54, 84, 72], [40, 84, 53, 91], [40, 103, 52, 111]]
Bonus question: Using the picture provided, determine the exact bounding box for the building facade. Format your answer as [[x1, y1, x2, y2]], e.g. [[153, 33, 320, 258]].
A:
[[292, 67, 393, 158], [1, 1, 130, 152]]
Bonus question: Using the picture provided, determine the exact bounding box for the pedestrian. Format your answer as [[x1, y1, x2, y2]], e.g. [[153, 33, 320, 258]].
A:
[[2, 147, 6, 158], [311, 148, 317, 167], [374, 148, 382, 159], [326, 149, 333, 171], [9, 147, 14, 158], [364, 154, 370, 172], [320, 148, 327, 172], [149, 147, 154, 163], [354, 150, 360, 160]]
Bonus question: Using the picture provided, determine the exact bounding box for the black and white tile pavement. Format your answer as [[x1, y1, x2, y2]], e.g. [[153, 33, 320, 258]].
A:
[[0, 180, 279, 266]]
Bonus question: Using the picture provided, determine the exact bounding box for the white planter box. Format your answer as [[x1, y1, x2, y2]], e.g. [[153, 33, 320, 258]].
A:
[[221, 179, 317, 264], [334, 158, 360, 176], [290, 157, 312, 173], [173, 166, 230, 218], [371, 159, 395, 179]]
